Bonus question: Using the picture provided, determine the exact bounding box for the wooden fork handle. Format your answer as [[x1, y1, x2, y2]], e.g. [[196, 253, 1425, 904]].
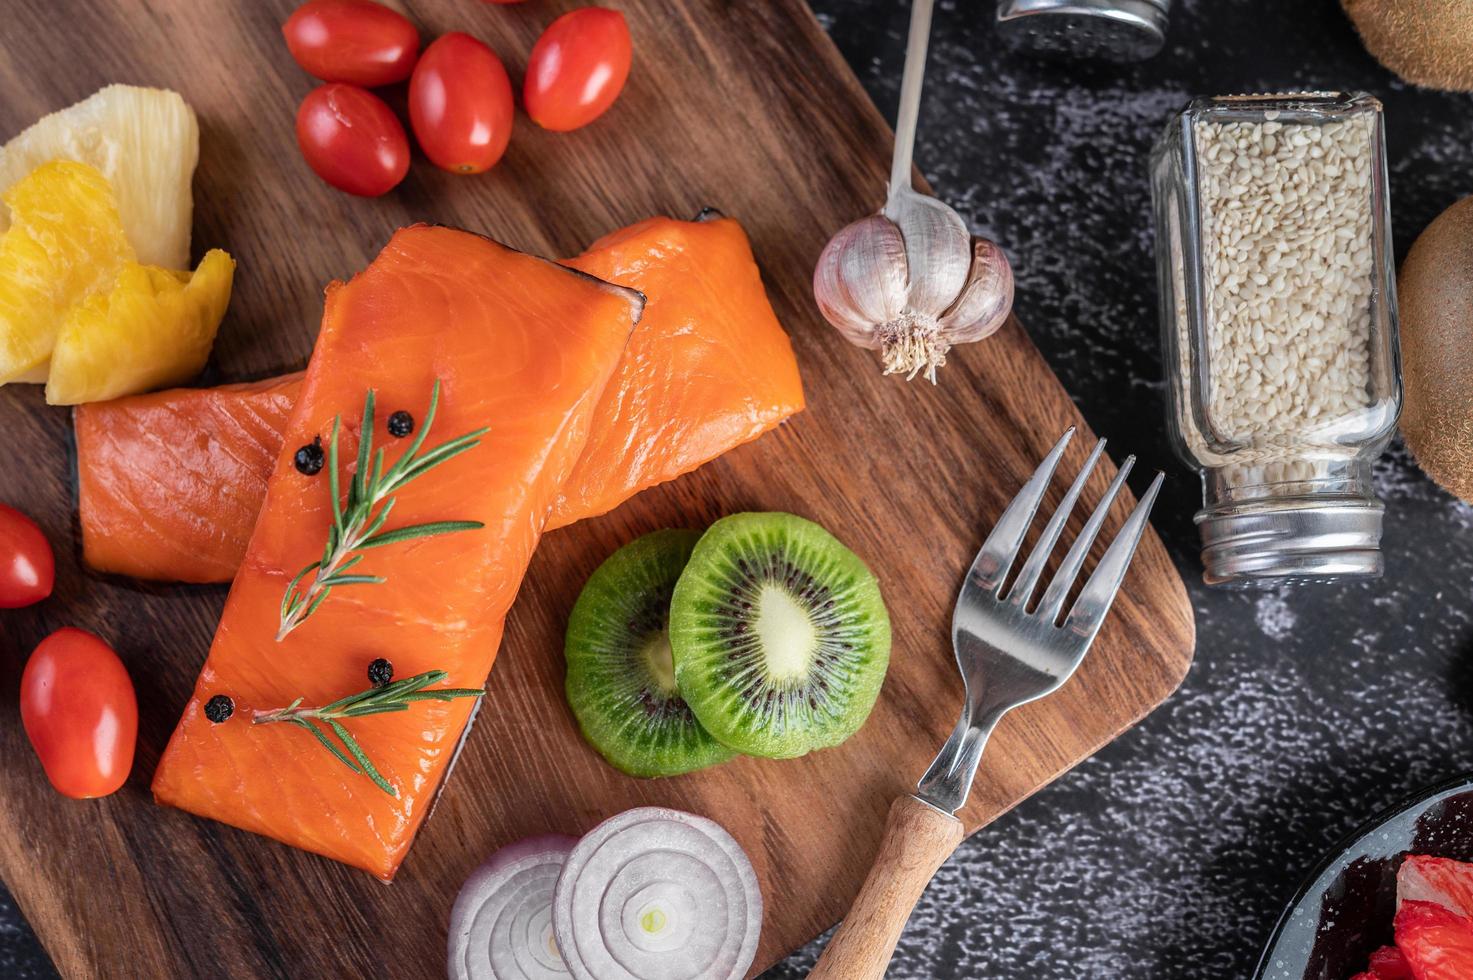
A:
[[809, 795, 965, 980]]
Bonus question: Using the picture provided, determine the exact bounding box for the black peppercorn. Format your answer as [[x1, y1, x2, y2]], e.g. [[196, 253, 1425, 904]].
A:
[[204, 694, 235, 723], [368, 658, 394, 688], [294, 436, 325, 476], [387, 411, 414, 438]]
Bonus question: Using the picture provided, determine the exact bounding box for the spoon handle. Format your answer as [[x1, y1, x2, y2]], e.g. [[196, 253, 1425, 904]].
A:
[[887, 0, 936, 208]]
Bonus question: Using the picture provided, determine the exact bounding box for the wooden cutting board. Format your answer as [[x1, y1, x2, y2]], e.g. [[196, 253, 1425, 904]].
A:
[[0, 1, 1195, 976]]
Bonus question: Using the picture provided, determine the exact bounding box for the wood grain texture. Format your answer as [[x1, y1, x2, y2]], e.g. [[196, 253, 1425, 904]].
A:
[[809, 796, 965, 980], [0, 1, 1196, 977]]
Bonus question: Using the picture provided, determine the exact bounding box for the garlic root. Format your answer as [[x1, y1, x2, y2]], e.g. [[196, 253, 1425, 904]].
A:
[[813, 195, 1014, 384]]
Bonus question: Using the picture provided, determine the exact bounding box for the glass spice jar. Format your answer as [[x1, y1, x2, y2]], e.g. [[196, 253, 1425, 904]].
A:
[[1150, 92, 1401, 587]]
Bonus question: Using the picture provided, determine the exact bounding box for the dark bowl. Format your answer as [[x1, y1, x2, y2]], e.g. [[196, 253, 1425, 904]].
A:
[[1254, 772, 1473, 980]]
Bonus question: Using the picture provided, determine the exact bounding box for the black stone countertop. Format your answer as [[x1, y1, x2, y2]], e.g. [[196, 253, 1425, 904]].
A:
[[5, 1, 1473, 977]]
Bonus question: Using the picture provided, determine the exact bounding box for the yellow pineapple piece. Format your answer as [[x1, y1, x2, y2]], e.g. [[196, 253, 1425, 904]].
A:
[[0, 85, 198, 269], [0, 161, 134, 383], [46, 248, 235, 405]]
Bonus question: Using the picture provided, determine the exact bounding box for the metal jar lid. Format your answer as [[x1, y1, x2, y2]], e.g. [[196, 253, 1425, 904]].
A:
[[1196, 497, 1385, 588], [995, 0, 1172, 62]]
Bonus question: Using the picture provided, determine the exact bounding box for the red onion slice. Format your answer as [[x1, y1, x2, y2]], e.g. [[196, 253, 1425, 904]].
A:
[[449, 834, 579, 980], [552, 807, 763, 980]]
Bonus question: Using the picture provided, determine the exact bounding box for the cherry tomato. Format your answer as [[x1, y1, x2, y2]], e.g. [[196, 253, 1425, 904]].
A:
[[524, 7, 632, 132], [21, 628, 137, 799], [282, 0, 420, 87], [0, 503, 53, 609], [409, 33, 514, 174], [295, 83, 410, 196]]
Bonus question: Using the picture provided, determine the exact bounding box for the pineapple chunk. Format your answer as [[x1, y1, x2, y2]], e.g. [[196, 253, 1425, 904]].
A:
[[46, 249, 235, 405], [0, 85, 198, 269], [0, 161, 134, 383]]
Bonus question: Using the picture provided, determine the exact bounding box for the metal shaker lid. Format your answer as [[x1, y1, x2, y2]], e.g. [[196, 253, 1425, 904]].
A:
[[1196, 497, 1385, 588], [995, 0, 1171, 62]]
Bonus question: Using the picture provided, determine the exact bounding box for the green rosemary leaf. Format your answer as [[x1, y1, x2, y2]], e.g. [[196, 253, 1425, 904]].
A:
[[328, 416, 344, 534], [385, 381, 441, 484], [338, 703, 413, 718], [359, 520, 485, 550], [288, 717, 362, 775], [390, 436, 489, 490], [398, 689, 486, 704], [304, 586, 334, 621], [370, 447, 386, 499], [317, 574, 386, 588], [286, 561, 321, 595], [352, 389, 375, 506], [333, 553, 365, 576], [393, 427, 488, 474], [360, 497, 396, 541], [327, 720, 396, 796]]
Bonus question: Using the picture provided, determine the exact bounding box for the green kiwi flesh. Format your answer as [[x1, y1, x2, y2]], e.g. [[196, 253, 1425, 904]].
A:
[[669, 512, 891, 759], [564, 529, 735, 777]]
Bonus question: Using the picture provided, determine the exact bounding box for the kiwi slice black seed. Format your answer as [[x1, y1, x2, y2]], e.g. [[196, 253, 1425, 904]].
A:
[[669, 512, 891, 759], [564, 529, 736, 778]]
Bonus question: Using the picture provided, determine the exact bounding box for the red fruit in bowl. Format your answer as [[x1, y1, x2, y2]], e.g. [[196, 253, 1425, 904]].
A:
[[1399, 855, 1473, 918], [1395, 900, 1473, 979]]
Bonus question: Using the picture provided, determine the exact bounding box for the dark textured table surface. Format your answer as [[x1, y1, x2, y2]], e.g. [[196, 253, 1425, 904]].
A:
[[5, 1, 1473, 977]]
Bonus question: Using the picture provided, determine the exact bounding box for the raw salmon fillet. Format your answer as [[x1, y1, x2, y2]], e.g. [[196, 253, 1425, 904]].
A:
[[74, 374, 303, 583], [75, 214, 803, 580], [553, 214, 805, 526], [151, 225, 642, 879]]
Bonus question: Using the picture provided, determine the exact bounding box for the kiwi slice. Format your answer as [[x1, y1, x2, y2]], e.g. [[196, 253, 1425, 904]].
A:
[[670, 512, 891, 759], [564, 529, 736, 778]]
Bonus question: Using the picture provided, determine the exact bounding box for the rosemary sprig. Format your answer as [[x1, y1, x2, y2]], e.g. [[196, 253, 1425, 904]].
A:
[[277, 381, 490, 641], [252, 670, 484, 796]]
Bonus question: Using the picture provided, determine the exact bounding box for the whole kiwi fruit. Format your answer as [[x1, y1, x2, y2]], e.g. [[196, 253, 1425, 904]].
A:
[[1399, 196, 1473, 502], [1341, 0, 1473, 91]]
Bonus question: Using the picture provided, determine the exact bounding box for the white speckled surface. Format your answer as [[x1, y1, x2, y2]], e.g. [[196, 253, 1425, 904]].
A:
[[5, 1, 1473, 977]]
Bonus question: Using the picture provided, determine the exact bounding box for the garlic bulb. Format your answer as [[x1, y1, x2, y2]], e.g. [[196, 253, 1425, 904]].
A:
[[813, 190, 1014, 383]]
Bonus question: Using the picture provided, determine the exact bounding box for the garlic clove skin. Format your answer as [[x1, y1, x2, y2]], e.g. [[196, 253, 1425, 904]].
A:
[[886, 189, 972, 318], [940, 237, 1014, 342], [813, 213, 909, 350]]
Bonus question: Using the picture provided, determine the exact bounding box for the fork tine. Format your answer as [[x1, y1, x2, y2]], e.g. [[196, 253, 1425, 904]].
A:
[[1006, 438, 1106, 608], [1062, 471, 1164, 637], [968, 428, 1074, 593], [1035, 454, 1136, 623]]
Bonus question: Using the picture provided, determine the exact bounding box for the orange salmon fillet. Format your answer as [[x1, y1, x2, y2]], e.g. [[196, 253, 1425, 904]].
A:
[[74, 374, 303, 583], [74, 215, 804, 581], [151, 225, 642, 879]]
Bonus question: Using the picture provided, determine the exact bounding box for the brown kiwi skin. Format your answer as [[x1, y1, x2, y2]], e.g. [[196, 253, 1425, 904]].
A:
[[1399, 196, 1473, 502], [1341, 0, 1473, 92]]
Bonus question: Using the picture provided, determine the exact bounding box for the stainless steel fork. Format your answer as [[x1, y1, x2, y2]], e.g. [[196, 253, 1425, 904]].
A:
[[810, 428, 1163, 980]]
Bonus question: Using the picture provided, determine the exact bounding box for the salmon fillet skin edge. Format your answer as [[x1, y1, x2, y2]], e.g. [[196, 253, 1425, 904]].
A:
[[151, 225, 643, 880], [74, 214, 804, 582]]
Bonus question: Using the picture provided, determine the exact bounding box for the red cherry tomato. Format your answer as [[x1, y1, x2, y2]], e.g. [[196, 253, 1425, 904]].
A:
[[0, 503, 53, 609], [295, 83, 410, 196], [524, 7, 632, 132], [21, 629, 137, 799], [282, 0, 420, 87], [409, 33, 515, 174]]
